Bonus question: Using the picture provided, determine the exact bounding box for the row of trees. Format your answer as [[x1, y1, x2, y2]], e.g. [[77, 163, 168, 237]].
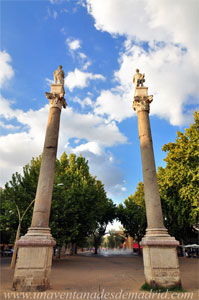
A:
[[118, 111, 199, 248], [1, 111, 198, 254], [0, 153, 116, 255]]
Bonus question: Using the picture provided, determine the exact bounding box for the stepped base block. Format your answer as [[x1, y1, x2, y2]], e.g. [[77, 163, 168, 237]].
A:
[[141, 233, 181, 288], [13, 228, 56, 291]]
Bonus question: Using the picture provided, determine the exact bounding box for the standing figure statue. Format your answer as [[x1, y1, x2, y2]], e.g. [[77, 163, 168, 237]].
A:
[[133, 69, 145, 87], [54, 65, 65, 86]]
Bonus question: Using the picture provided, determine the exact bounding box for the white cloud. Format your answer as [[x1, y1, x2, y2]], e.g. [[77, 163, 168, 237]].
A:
[[0, 95, 128, 193], [0, 121, 19, 130], [71, 96, 94, 108], [66, 38, 81, 51], [45, 7, 59, 20], [65, 68, 105, 91], [0, 51, 14, 88], [72, 141, 102, 156], [59, 108, 127, 147], [86, 0, 198, 55], [84, 0, 199, 125], [94, 90, 134, 122], [66, 141, 126, 197], [115, 43, 199, 125], [65, 38, 92, 70], [79, 52, 86, 59], [79, 52, 92, 70], [94, 42, 198, 125], [82, 60, 91, 70]]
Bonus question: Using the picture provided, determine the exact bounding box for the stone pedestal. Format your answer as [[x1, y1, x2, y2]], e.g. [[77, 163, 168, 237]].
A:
[[12, 228, 55, 291], [13, 83, 66, 291], [133, 86, 181, 288], [141, 233, 180, 287]]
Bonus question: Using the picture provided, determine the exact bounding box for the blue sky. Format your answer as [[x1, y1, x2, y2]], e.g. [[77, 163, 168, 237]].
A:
[[1, 0, 199, 207]]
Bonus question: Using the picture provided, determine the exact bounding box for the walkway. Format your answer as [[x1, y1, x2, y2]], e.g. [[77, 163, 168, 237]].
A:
[[1, 254, 198, 299]]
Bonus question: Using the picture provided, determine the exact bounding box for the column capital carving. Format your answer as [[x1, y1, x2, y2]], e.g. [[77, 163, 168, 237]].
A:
[[45, 92, 67, 110], [133, 95, 153, 113]]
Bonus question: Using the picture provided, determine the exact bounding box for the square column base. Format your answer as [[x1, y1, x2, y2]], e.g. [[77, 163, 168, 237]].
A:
[[141, 233, 181, 288], [13, 228, 56, 291]]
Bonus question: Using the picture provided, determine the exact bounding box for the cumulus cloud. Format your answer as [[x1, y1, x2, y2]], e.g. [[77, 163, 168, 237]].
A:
[[65, 68, 105, 91], [65, 141, 126, 197], [114, 43, 198, 125], [0, 95, 127, 192], [84, 0, 199, 125], [94, 90, 134, 122], [86, 0, 198, 54], [0, 51, 14, 88], [59, 107, 127, 147]]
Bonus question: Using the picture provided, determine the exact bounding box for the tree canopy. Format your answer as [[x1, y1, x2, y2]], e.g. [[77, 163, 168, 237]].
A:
[[0, 152, 114, 249], [0, 156, 41, 242], [117, 182, 147, 252], [157, 111, 199, 242]]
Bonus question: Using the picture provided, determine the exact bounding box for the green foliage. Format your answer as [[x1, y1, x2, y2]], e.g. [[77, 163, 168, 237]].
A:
[[0, 152, 114, 249], [117, 184, 147, 250], [120, 111, 199, 245], [141, 283, 185, 293], [103, 230, 125, 249], [91, 198, 116, 253], [0, 156, 41, 242], [157, 111, 199, 242], [51, 153, 115, 248]]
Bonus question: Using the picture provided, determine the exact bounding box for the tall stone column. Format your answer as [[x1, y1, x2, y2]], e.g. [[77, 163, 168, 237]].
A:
[[13, 66, 66, 291], [133, 69, 181, 288]]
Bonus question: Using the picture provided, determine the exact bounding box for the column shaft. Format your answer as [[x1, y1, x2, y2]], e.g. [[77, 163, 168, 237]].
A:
[[13, 81, 66, 291], [133, 80, 181, 288], [137, 110, 165, 230], [31, 106, 61, 228]]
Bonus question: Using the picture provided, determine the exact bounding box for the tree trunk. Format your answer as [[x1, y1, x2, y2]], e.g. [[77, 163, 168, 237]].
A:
[[138, 238, 141, 255], [94, 237, 101, 254], [70, 242, 76, 256], [94, 245, 98, 254], [57, 246, 61, 259], [10, 222, 21, 269]]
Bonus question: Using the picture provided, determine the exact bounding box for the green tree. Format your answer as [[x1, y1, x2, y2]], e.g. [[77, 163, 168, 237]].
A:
[[91, 196, 116, 254], [51, 152, 99, 252], [0, 152, 113, 257], [0, 156, 41, 243], [117, 187, 147, 254], [157, 111, 199, 243], [104, 230, 125, 249]]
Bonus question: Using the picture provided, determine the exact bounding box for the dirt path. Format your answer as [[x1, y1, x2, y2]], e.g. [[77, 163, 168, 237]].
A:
[[1, 254, 198, 299]]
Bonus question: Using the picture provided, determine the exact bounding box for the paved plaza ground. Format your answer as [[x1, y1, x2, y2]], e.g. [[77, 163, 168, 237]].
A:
[[0, 253, 199, 299]]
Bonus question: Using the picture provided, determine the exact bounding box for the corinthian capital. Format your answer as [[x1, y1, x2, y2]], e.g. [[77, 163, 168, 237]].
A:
[[133, 95, 153, 113], [45, 92, 67, 110]]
